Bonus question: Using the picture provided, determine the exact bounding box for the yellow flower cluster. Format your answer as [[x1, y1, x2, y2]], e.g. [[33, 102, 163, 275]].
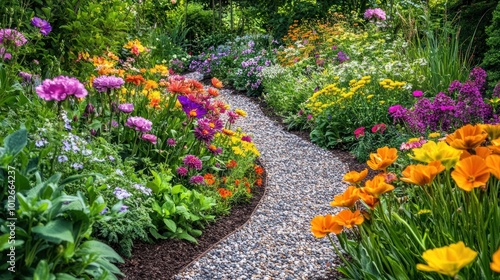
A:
[[306, 76, 371, 116], [379, 78, 406, 90], [230, 132, 260, 157], [149, 64, 169, 76], [123, 39, 148, 54]]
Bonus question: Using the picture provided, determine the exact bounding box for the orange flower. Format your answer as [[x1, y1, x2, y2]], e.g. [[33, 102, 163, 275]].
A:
[[333, 209, 364, 228], [125, 74, 145, 86], [310, 214, 343, 238], [400, 161, 444, 186], [485, 154, 500, 180], [168, 80, 191, 94], [149, 97, 161, 108], [367, 146, 398, 172], [362, 174, 395, 197], [481, 124, 500, 141], [208, 87, 219, 97], [226, 160, 237, 169], [330, 186, 359, 208], [234, 179, 240, 186], [445, 124, 487, 150], [255, 178, 263, 186], [491, 247, 500, 273], [144, 80, 159, 90], [222, 128, 235, 136], [254, 165, 264, 175], [343, 168, 368, 185], [451, 155, 490, 191], [211, 77, 223, 88], [358, 190, 380, 210], [218, 188, 233, 199], [204, 173, 215, 185]]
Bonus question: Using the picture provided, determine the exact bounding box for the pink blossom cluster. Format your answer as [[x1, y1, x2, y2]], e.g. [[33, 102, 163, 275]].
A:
[[400, 138, 427, 151], [36, 76, 88, 101], [364, 8, 386, 21]]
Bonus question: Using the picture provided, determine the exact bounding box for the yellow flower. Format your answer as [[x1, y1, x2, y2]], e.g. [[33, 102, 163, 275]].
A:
[[410, 141, 462, 170], [366, 146, 398, 172], [481, 124, 500, 141], [417, 209, 431, 215], [416, 241, 478, 277], [232, 146, 244, 155], [428, 132, 441, 138], [491, 247, 500, 273], [235, 109, 247, 117]]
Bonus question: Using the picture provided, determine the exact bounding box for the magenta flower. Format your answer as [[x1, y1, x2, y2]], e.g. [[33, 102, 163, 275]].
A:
[[125, 116, 152, 133], [354, 127, 365, 139], [0, 48, 11, 61], [241, 135, 252, 142], [92, 75, 124, 92], [141, 133, 157, 144], [36, 76, 88, 101], [177, 95, 207, 119], [118, 103, 134, 113], [194, 118, 216, 143], [0, 29, 27, 47], [18, 71, 32, 82], [176, 166, 188, 176], [31, 17, 52, 36], [412, 90, 423, 97], [371, 123, 386, 133], [189, 175, 205, 185], [183, 155, 202, 170], [227, 111, 239, 124], [167, 138, 176, 147], [364, 8, 386, 21]]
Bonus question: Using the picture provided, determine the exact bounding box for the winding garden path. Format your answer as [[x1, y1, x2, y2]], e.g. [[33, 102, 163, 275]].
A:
[[174, 73, 348, 279]]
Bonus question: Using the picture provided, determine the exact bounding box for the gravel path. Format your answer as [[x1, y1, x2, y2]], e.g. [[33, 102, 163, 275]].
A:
[[175, 73, 347, 279]]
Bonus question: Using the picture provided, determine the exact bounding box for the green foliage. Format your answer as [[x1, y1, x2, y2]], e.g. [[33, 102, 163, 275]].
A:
[[0, 129, 124, 279], [147, 170, 216, 243], [482, 0, 500, 88]]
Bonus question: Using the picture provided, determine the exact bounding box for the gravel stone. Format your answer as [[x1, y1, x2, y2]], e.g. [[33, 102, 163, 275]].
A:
[[175, 73, 347, 279]]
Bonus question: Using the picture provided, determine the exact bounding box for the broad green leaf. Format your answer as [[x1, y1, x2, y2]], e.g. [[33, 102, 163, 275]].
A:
[[34, 260, 55, 280], [32, 219, 74, 243], [149, 228, 169, 239], [78, 240, 123, 263], [171, 184, 184, 195], [55, 273, 78, 280], [163, 219, 177, 232], [4, 129, 27, 157], [177, 231, 198, 243]]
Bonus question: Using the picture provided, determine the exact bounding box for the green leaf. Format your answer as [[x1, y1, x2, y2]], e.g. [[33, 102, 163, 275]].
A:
[[32, 219, 74, 243], [55, 273, 78, 280], [149, 228, 169, 239], [387, 257, 409, 279], [171, 184, 184, 195], [34, 260, 55, 280], [78, 240, 123, 263], [177, 231, 198, 243], [3, 129, 27, 158], [163, 219, 177, 232], [0, 233, 11, 251]]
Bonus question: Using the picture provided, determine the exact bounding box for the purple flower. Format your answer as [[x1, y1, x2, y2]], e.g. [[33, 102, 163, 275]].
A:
[[337, 51, 349, 63], [183, 155, 202, 170], [176, 166, 188, 176], [85, 103, 95, 115], [118, 205, 129, 213], [92, 75, 124, 92], [133, 184, 152, 196], [36, 76, 88, 101], [111, 120, 119, 127], [118, 103, 134, 113], [227, 111, 239, 124], [57, 155, 68, 163], [189, 175, 205, 185], [114, 187, 132, 200], [141, 133, 157, 144], [0, 29, 27, 47], [125, 116, 152, 133], [100, 207, 108, 215], [35, 138, 48, 147], [177, 95, 207, 119], [412, 90, 423, 97], [71, 163, 84, 170], [364, 8, 386, 21], [18, 71, 32, 82], [31, 17, 52, 36], [241, 135, 252, 142], [0, 48, 11, 61], [194, 118, 216, 143], [388, 105, 404, 114], [167, 138, 176, 147]]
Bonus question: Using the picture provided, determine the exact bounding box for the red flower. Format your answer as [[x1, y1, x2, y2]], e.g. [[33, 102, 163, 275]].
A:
[[354, 127, 365, 139], [371, 123, 386, 134]]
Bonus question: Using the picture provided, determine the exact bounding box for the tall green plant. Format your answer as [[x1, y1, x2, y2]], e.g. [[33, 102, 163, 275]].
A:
[[482, 0, 500, 88]]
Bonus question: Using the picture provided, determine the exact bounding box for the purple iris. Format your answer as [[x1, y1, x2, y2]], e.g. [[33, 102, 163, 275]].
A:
[[177, 95, 207, 119]]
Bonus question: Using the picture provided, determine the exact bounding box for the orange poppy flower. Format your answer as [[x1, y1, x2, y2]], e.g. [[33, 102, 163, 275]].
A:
[[333, 209, 364, 228], [208, 87, 219, 97], [218, 188, 233, 199], [485, 154, 500, 180], [491, 246, 500, 273], [445, 124, 487, 150], [343, 168, 368, 185], [358, 190, 380, 210], [451, 155, 490, 191], [330, 186, 359, 208], [400, 161, 444, 186], [362, 174, 395, 197], [310, 214, 343, 238], [211, 77, 223, 89], [367, 146, 398, 172]]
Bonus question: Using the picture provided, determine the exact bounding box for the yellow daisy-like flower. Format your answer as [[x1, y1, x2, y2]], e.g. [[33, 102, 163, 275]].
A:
[[416, 241, 477, 277], [235, 109, 247, 117], [410, 141, 462, 170]]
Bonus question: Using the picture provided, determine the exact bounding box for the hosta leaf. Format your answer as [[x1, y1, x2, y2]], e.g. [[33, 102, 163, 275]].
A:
[[32, 219, 74, 243]]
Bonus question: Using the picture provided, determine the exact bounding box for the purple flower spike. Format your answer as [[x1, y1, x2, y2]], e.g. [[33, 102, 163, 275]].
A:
[[31, 17, 52, 36]]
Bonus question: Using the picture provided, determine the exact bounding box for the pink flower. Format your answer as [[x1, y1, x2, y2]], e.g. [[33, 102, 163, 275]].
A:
[[412, 90, 423, 97], [371, 123, 386, 134], [141, 134, 157, 144], [36, 76, 88, 101], [125, 116, 152, 133], [354, 127, 365, 139]]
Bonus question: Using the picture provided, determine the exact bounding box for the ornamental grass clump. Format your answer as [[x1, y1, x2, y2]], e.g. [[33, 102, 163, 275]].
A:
[[312, 124, 500, 279]]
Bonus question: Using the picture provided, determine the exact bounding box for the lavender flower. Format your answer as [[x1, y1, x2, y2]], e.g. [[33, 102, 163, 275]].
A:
[[35, 138, 48, 147], [118, 103, 134, 113], [0, 47, 11, 61], [0, 29, 27, 46], [141, 133, 157, 144], [114, 187, 132, 200], [115, 169, 124, 176], [36, 76, 88, 101], [18, 71, 32, 82], [364, 8, 386, 21], [118, 205, 129, 213], [108, 155, 115, 161], [337, 51, 349, 63], [92, 75, 124, 92], [183, 155, 203, 170], [189, 175, 205, 185], [71, 163, 84, 170], [125, 116, 152, 133], [57, 155, 68, 163], [100, 207, 108, 215], [133, 184, 152, 196], [31, 17, 52, 36]]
